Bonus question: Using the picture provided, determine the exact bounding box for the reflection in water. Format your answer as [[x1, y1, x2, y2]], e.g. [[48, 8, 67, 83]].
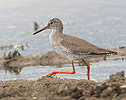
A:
[[4, 66, 22, 75], [0, 60, 126, 82]]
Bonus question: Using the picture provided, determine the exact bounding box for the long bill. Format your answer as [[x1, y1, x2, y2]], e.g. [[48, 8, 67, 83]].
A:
[[33, 26, 48, 35]]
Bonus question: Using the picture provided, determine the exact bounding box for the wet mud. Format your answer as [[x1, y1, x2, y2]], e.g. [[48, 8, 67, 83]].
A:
[[0, 71, 126, 100]]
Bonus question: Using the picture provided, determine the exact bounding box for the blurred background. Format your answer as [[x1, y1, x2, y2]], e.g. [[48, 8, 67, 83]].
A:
[[0, 0, 126, 81]]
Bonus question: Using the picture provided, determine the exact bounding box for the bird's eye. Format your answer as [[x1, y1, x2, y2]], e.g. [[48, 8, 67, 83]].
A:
[[50, 21, 55, 25]]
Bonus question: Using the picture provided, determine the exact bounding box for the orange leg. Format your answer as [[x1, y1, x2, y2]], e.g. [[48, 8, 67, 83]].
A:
[[82, 59, 90, 80], [44, 61, 76, 76]]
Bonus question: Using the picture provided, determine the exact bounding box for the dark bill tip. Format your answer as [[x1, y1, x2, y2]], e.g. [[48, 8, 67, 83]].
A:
[[33, 29, 42, 35], [33, 26, 48, 35]]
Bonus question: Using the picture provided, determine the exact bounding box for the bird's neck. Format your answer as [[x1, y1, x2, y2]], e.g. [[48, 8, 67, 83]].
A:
[[51, 28, 63, 34]]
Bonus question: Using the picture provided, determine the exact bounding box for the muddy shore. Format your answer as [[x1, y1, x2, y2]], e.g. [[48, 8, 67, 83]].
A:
[[0, 71, 126, 100], [0, 46, 126, 100]]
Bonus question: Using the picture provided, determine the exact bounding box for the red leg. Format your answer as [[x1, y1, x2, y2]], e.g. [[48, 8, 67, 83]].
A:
[[82, 59, 90, 80], [44, 61, 75, 76]]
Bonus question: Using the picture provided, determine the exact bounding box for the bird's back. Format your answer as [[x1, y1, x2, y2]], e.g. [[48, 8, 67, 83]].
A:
[[50, 33, 117, 58]]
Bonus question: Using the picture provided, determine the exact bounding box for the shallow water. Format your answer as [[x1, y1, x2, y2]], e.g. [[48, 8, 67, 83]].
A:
[[0, 0, 126, 81], [0, 60, 126, 82]]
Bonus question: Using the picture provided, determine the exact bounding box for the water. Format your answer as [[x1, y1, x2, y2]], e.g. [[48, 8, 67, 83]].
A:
[[0, 0, 126, 81], [1, 60, 126, 82]]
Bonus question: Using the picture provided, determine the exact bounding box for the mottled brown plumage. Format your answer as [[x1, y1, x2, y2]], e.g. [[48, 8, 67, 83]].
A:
[[53, 33, 116, 56]]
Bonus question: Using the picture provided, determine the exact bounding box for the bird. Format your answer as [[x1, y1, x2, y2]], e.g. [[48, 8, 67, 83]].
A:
[[33, 18, 117, 80]]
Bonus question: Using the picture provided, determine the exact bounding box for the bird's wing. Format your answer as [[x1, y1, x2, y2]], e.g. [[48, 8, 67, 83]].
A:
[[60, 34, 115, 56]]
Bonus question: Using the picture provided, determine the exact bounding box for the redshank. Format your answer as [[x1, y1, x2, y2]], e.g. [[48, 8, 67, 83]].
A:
[[33, 18, 117, 80]]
